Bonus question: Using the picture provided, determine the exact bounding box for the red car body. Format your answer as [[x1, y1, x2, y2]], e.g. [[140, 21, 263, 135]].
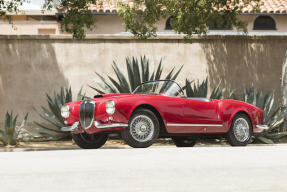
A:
[[63, 93, 265, 135]]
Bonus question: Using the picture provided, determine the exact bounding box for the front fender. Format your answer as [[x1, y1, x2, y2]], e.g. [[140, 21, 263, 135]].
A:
[[227, 108, 255, 131]]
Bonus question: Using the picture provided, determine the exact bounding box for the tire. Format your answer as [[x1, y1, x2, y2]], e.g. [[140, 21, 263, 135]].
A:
[[72, 132, 108, 149], [121, 108, 160, 148], [226, 114, 252, 146], [172, 137, 196, 147]]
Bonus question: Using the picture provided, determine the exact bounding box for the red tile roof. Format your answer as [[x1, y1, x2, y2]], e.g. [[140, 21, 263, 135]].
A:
[[242, 0, 287, 14], [59, 0, 287, 14]]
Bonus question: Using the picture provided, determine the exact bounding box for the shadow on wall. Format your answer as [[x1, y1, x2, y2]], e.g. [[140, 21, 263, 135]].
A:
[[201, 37, 287, 99], [0, 39, 68, 124]]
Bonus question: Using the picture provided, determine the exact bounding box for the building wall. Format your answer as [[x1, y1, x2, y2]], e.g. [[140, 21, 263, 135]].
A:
[[1, 14, 287, 35], [87, 14, 287, 34], [0, 22, 60, 34], [0, 35, 285, 124]]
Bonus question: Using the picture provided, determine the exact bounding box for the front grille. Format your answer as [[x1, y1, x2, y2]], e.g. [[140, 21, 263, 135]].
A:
[[80, 100, 96, 129]]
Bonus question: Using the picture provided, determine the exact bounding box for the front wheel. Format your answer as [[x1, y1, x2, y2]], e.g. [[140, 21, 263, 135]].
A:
[[72, 132, 108, 149], [226, 114, 252, 146], [121, 108, 160, 148], [172, 137, 196, 147]]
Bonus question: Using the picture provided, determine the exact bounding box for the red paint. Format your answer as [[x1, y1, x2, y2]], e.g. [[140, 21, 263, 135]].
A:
[[64, 93, 264, 135]]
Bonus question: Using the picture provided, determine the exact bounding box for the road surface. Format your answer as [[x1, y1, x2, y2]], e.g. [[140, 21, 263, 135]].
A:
[[0, 145, 287, 192]]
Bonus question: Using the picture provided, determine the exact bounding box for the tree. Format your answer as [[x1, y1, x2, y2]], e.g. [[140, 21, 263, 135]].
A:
[[1, 0, 261, 39], [43, 0, 96, 39], [0, 0, 27, 21], [118, 0, 261, 39]]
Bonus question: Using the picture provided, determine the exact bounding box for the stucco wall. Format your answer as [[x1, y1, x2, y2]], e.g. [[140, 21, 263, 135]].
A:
[[1, 14, 287, 35], [0, 34, 286, 124]]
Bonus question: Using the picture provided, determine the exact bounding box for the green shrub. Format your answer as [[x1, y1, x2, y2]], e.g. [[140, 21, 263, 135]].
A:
[[0, 112, 28, 146], [34, 87, 85, 140], [183, 78, 225, 99], [241, 88, 287, 144], [90, 56, 183, 93]]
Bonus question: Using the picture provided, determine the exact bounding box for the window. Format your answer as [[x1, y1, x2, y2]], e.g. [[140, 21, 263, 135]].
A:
[[165, 17, 173, 30], [38, 28, 56, 34], [253, 16, 276, 30], [209, 21, 232, 30]]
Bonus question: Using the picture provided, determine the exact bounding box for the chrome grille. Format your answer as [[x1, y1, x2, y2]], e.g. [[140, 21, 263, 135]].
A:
[[80, 100, 96, 129]]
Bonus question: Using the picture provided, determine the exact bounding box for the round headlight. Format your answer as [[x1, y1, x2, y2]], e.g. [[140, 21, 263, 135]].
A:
[[105, 100, 115, 115], [61, 105, 70, 118]]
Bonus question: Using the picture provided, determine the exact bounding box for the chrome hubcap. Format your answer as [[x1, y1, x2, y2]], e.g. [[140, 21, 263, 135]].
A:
[[130, 115, 154, 142], [234, 118, 250, 142]]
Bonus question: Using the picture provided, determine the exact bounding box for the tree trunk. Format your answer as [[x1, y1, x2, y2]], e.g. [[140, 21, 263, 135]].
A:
[[281, 45, 287, 132]]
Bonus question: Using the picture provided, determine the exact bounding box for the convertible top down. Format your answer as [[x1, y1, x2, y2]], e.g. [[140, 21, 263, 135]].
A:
[[61, 80, 268, 148]]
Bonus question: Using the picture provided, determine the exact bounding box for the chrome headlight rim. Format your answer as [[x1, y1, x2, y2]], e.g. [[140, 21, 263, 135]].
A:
[[61, 105, 70, 118], [105, 100, 115, 115]]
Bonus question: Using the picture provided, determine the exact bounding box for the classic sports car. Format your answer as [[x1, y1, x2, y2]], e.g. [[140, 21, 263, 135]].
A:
[[61, 80, 268, 149]]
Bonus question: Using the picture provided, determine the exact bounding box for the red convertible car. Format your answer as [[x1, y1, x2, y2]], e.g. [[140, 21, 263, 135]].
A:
[[61, 80, 268, 149]]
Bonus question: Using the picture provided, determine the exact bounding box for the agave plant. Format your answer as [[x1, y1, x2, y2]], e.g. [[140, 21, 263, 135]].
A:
[[184, 78, 225, 99], [89, 56, 183, 94], [240, 88, 287, 144], [34, 87, 85, 140], [0, 112, 28, 146]]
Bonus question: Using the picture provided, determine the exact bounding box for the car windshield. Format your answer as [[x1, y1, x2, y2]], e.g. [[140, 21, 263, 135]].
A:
[[133, 80, 184, 97]]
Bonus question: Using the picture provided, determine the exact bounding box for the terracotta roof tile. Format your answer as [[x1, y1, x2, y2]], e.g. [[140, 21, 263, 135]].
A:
[[58, 0, 287, 14]]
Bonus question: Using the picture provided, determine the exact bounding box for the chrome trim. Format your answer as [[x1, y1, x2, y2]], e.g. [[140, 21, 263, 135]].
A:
[[256, 125, 269, 130], [80, 100, 96, 130], [94, 121, 128, 129], [167, 123, 223, 127], [61, 121, 79, 132]]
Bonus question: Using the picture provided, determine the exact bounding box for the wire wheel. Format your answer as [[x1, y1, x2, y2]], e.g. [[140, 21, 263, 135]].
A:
[[130, 115, 155, 142], [233, 118, 250, 142]]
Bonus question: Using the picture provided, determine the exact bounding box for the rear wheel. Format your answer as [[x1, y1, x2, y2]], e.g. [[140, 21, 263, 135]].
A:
[[172, 137, 196, 147], [72, 132, 108, 149], [226, 114, 252, 146], [121, 108, 160, 148]]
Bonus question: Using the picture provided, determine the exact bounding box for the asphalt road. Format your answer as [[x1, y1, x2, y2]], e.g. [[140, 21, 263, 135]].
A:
[[0, 145, 287, 192]]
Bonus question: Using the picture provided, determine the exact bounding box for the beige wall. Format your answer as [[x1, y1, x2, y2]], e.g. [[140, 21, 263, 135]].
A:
[[0, 35, 285, 124], [0, 22, 60, 34], [88, 14, 287, 34], [1, 14, 287, 35]]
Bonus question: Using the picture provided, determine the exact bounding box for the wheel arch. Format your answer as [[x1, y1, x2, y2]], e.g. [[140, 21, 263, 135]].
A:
[[228, 110, 253, 131], [130, 104, 167, 135]]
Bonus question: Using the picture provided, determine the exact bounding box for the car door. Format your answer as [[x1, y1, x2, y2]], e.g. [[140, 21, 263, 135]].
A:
[[168, 98, 223, 133]]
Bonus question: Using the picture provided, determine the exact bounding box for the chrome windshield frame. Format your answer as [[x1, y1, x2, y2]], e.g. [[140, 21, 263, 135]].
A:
[[132, 80, 185, 97]]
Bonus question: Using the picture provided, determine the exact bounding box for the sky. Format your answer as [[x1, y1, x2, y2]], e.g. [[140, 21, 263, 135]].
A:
[[20, 0, 57, 10]]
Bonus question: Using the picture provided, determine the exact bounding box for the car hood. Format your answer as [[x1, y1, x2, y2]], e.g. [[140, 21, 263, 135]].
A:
[[93, 93, 138, 100]]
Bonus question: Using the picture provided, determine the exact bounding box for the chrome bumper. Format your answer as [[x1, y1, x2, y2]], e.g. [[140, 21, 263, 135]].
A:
[[61, 122, 80, 132], [94, 121, 128, 129], [255, 124, 269, 133], [61, 121, 128, 132]]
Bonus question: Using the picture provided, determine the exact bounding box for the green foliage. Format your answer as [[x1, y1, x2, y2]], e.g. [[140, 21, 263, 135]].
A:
[[90, 56, 183, 94], [43, 0, 97, 39], [0, 0, 27, 16], [240, 88, 287, 144], [0, 112, 28, 146], [2, 0, 260, 39], [34, 87, 85, 140], [119, 0, 261, 39], [184, 78, 224, 99]]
